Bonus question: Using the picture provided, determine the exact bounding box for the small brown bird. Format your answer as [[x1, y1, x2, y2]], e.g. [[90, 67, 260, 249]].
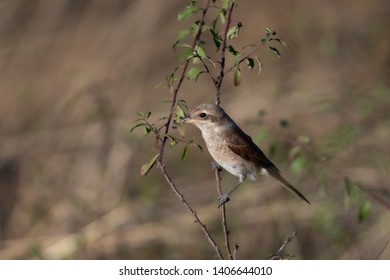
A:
[[181, 103, 310, 207]]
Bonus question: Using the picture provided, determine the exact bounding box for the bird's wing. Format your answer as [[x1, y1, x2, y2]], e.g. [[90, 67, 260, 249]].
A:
[[227, 124, 310, 204], [226, 124, 278, 170]]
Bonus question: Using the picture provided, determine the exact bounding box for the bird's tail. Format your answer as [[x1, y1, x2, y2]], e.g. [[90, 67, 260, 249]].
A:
[[268, 168, 311, 204]]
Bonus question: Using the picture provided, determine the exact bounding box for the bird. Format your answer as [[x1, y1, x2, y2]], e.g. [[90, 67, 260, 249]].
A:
[[180, 103, 310, 207]]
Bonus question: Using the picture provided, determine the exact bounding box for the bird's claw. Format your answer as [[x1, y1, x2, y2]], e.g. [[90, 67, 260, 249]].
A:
[[211, 161, 222, 172], [218, 194, 230, 208]]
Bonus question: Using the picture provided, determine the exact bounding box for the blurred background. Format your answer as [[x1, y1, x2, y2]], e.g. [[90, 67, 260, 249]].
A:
[[0, 0, 389, 259]]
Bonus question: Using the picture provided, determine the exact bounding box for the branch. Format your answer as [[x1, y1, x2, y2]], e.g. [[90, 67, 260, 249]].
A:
[[157, 161, 224, 259], [158, 0, 212, 161], [224, 45, 260, 75], [215, 1, 235, 106], [270, 231, 296, 260], [213, 164, 233, 259]]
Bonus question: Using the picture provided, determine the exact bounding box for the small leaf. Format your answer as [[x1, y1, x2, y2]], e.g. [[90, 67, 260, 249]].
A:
[[255, 56, 263, 76], [290, 155, 307, 176], [130, 122, 145, 132], [233, 67, 242, 87], [144, 127, 151, 135], [194, 45, 206, 59], [269, 46, 282, 58], [227, 45, 239, 56], [187, 67, 202, 80], [227, 22, 242, 39], [246, 57, 254, 72], [274, 38, 288, 47], [209, 28, 222, 50], [264, 27, 273, 34], [155, 82, 166, 88], [137, 111, 151, 119], [140, 154, 159, 176], [191, 143, 203, 152], [173, 29, 191, 49], [222, 0, 230, 9], [179, 49, 194, 62], [175, 104, 186, 119], [219, 10, 226, 24], [181, 145, 189, 161], [177, 4, 201, 21], [165, 134, 178, 146]]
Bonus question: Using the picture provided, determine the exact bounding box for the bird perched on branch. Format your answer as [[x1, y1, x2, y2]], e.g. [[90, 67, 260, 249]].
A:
[[181, 103, 310, 207]]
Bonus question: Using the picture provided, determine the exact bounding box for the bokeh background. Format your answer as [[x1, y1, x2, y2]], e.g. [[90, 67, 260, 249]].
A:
[[0, 0, 389, 259]]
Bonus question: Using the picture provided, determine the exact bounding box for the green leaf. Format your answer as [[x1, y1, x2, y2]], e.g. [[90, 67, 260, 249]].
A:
[[209, 27, 222, 50], [178, 4, 201, 21], [164, 134, 178, 147], [194, 45, 206, 59], [173, 29, 191, 49], [274, 38, 288, 47], [290, 155, 307, 176], [175, 104, 186, 121], [233, 67, 242, 87], [219, 10, 226, 24], [227, 45, 239, 56], [191, 143, 203, 152], [269, 46, 282, 58], [264, 27, 273, 34], [227, 22, 242, 39], [222, 0, 230, 9], [140, 154, 159, 176], [137, 111, 151, 119], [144, 127, 151, 135], [187, 67, 203, 80], [130, 122, 145, 132], [246, 57, 254, 71], [155, 82, 166, 88], [181, 145, 189, 161], [358, 199, 371, 222], [179, 49, 194, 62]]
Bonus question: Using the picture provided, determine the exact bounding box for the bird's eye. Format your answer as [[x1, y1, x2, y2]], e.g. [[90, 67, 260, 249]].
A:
[[199, 112, 207, 119]]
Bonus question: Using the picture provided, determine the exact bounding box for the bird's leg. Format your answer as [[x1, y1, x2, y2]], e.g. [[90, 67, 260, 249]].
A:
[[218, 175, 246, 208], [211, 161, 222, 172]]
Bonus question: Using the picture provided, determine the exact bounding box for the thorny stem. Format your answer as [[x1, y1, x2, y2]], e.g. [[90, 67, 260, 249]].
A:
[[215, 2, 235, 106], [155, 0, 225, 259], [214, 167, 234, 259], [270, 231, 297, 259], [158, 0, 212, 161], [157, 162, 224, 259]]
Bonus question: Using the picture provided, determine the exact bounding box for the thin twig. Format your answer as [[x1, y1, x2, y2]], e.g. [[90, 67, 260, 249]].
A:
[[158, 0, 212, 160], [154, 0, 224, 259], [270, 231, 296, 260], [224, 45, 260, 75], [214, 165, 233, 259], [233, 243, 239, 260], [215, 2, 235, 106], [157, 161, 224, 259]]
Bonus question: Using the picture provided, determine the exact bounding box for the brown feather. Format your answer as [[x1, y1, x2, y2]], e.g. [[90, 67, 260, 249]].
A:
[[226, 122, 310, 204]]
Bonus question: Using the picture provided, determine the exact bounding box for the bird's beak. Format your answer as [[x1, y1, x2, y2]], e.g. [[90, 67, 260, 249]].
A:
[[180, 116, 194, 124]]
